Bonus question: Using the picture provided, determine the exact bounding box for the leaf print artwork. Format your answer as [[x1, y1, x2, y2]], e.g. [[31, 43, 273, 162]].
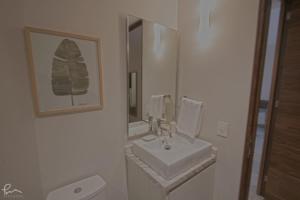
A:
[[52, 39, 89, 106]]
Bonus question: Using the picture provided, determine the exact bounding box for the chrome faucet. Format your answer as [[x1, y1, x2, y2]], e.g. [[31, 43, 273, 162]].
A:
[[148, 116, 162, 136], [148, 116, 153, 132], [152, 118, 161, 136]]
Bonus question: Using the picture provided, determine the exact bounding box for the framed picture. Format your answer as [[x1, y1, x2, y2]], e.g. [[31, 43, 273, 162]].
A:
[[24, 27, 104, 117]]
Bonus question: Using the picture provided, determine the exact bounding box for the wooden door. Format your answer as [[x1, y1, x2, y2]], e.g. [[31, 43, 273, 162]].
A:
[[263, 1, 300, 199]]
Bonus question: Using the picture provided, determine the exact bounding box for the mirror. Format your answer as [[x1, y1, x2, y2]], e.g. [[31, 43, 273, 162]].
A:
[[127, 15, 178, 137]]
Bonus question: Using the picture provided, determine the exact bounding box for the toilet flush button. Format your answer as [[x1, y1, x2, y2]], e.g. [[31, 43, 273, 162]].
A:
[[74, 187, 82, 194]]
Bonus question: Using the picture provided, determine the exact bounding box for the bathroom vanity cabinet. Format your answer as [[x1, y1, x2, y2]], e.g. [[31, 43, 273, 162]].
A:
[[168, 165, 215, 200], [126, 147, 216, 200]]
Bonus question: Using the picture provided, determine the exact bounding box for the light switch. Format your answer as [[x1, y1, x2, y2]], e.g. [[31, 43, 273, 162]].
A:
[[217, 121, 229, 138]]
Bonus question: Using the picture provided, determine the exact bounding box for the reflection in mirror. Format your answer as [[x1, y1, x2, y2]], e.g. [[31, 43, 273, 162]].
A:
[[127, 15, 178, 137], [129, 72, 138, 118]]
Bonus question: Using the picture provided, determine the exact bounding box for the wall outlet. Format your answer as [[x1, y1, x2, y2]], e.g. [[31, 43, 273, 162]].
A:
[[217, 121, 229, 138]]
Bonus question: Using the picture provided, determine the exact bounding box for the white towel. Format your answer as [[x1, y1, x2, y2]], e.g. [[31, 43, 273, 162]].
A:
[[177, 97, 203, 139], [149, 95, 164, 119]]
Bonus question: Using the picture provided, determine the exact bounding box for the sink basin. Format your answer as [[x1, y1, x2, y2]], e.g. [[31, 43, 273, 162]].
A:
[[132, 134, 212, 180]]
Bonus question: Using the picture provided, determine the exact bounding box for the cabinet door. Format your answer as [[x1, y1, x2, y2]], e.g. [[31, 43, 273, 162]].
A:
[[169, 165, 215, 200], [127, 158, 165, 200]]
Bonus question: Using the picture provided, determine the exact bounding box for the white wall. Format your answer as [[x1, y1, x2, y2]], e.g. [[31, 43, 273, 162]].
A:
[[1, 0, 177, 200], [1, 0, 262, 199], [177, 0, 259, 199], [23, 0, 177, 199], [0, 1, 43, 199]]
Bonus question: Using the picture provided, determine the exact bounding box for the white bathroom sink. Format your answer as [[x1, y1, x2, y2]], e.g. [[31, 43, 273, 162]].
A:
[[131, 134, 212, 180]]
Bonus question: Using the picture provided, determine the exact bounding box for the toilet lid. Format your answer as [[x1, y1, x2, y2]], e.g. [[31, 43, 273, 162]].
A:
[[46, 175, 106, 200]]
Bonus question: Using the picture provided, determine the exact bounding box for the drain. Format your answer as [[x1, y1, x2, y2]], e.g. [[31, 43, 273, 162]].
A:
[[164, 144, 171, 150]]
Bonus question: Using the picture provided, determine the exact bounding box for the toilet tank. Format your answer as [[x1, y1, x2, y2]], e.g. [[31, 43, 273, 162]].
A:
[[46, 175, 107, 200]]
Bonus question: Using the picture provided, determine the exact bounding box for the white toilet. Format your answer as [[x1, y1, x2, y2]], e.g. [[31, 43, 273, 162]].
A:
[[46, 175, 107, 200]]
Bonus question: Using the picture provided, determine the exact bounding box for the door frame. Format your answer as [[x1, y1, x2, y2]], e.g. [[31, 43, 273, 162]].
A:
[[256, 1, 286, 195], [239, 0, 286, 199]]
